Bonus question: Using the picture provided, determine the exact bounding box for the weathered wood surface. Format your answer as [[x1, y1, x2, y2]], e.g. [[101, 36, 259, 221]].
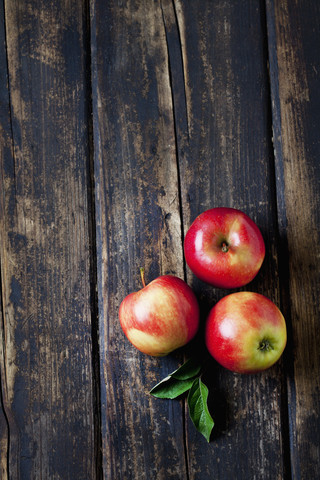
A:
[[0, 0, 319, 479], [0, 1, 99, 478], [91, 0, 188, 477], [173, 2, 288, 478], [267, 1, 320, 478]]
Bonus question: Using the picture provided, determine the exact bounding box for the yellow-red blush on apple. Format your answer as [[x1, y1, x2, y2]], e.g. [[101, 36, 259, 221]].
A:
[[119, 270, 200, 356], [205, 291, 287, 373]]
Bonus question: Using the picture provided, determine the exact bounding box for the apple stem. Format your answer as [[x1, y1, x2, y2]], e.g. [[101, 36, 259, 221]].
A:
[[140, 267, 146, 288]]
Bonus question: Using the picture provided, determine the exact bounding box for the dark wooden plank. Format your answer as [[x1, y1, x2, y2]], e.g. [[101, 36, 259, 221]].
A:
[[0, 3, 11, 478], [170, 1, 289, 478], [266, 1, 320, 478], [0, 1, 98, 478], [90, 1, 192, 478]]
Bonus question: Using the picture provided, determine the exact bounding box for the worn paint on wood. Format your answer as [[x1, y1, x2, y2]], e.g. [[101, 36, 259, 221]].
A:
[[0, 0, 319, 478], [267, 0, 320, 478], [170, 2, 288, 479], [0, 1, 98, 478], [90, 1, 190, 478]]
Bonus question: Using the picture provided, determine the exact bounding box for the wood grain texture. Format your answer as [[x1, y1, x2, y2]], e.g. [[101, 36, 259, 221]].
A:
[[0, 3, 11, 477], [267, 1, 320, 478], [0, 0, 319, 478], [0, 1, 98, 478], [90, 0, 189, 478], [172, 1, 289, 478]]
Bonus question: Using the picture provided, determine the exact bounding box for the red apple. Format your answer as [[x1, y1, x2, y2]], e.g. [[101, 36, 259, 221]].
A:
[[184, 207, 265, 288], [205, 292, 287, 373], [119, 269, 200, 356]]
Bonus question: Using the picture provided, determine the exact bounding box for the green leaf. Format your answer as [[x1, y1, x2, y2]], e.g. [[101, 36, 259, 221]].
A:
[[150, 358, 202, 399], [171, 358, 202, 380], [187, 378, 214, 442], [150, 376, 196, 399]]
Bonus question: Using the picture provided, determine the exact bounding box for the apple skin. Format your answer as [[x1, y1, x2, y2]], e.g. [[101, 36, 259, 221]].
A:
[[119, 275, 200, 356], [205, 292, 287, 373], [184, 207, 265, 288]]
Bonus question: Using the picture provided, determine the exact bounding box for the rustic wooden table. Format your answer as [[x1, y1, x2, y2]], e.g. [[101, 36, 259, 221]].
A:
[[1, 1, 319, 479]]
